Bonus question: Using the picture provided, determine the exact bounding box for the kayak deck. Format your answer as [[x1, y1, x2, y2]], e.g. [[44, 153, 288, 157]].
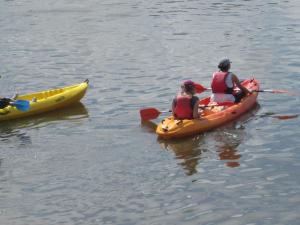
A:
[[0, 80, 89, 121], [156, 79, 259, 139]]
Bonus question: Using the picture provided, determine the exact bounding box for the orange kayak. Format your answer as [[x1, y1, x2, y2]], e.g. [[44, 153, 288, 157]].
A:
[[156, 79, 259, 139]]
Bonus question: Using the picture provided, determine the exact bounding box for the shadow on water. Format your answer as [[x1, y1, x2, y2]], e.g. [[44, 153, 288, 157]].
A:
[[142, 103, 261, 175], [0, 102, 89, 146]]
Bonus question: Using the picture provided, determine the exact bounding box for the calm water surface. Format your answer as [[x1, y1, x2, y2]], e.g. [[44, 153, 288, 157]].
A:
[[0, 0, 300, 224]]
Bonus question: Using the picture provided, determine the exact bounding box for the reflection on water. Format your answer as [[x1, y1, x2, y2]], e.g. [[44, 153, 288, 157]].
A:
[[0, 102, 89, 147], [0, 102, 88, 130], [0, 126, 32, 148], [158, 135, 204, 175], [140, 120, 157, 133], [1, 0, 300, 223], [215, 135, 242, 168], [155, 104, 260, 174], [158, 130, 243, 175]]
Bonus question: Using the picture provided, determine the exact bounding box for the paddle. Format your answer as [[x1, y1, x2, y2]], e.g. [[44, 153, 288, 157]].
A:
[[140, 108, 170, 121], [254, 89, 293, 94], [140, 102, 234, 121], [273, 114, 298, 120], [195, 82, 295, 95], [10, 100, 30, 111], [195, 83, 209, 94]]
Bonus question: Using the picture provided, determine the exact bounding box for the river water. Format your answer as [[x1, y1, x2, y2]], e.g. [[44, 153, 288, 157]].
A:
[[0, 0, 300, 224]]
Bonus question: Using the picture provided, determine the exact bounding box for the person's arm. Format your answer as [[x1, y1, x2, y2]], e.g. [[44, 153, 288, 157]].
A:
[[192, 98, 200, 119], [172, 98, 176, 117], [0, 98, 12, 109], [232, 74, 251, 95]]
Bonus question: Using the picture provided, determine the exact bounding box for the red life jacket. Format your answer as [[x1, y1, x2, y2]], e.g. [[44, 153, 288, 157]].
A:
[[211, 71, 233, 94], [174, 95, 193, 119]]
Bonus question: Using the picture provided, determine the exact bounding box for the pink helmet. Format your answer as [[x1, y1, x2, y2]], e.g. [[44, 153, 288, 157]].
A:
[[183, 80, 195, 87]]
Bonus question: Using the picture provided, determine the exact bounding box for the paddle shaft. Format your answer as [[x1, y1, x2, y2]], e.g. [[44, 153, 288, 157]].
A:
[[140, 102, 234, 121], [159, 104, 229, 114], [196, 83, 291, 94]]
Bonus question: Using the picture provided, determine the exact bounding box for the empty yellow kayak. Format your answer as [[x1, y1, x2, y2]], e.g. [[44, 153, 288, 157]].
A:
[[156, 79, 259, 139], [0, 80, 89, 121]]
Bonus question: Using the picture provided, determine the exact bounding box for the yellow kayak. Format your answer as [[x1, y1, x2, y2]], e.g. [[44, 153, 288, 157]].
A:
[[0, 80, 89, 121]]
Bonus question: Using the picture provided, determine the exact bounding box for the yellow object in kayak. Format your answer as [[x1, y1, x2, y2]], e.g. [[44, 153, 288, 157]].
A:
[[156, 79, 259, 139], [0, 80, 89, 121]]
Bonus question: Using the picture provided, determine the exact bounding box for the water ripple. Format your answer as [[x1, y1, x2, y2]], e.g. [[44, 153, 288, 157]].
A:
[[1, 0, 300, 224]]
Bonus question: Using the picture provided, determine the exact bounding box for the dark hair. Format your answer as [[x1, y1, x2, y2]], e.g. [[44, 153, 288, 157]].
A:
[[184, 84, 195, 94], [218, 59, 231, 72]]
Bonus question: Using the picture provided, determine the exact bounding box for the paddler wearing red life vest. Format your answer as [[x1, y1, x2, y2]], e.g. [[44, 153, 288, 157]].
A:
[[211, 59, 251, 103], [172, 80, 200, 120]]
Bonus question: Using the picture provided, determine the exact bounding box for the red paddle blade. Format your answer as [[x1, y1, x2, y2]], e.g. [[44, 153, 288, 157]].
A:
[[195, 83, 209, 94], [272, 90, 289, 93], [259, 89, 297, 95], [273, 114, 298, 120], [263, 89, 289, 93], [272, 90, 297, 96], [140, 108, 161, 121]]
